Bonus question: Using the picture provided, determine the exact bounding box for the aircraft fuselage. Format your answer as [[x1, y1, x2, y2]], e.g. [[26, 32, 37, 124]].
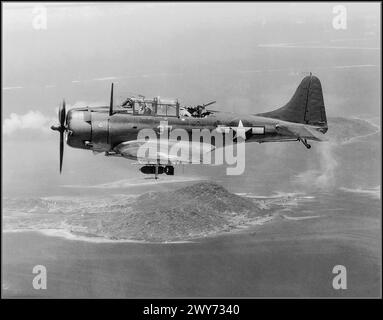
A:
[[66, 107, 294, 153]]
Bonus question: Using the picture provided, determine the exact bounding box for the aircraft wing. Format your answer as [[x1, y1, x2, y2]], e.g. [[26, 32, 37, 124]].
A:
[[113, 139, 215, 164], [276, 123, 328, 141]]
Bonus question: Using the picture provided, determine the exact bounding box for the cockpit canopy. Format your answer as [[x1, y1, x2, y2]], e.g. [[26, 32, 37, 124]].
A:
[[120, 97, 179, 117], [119, 96, 213, 118]]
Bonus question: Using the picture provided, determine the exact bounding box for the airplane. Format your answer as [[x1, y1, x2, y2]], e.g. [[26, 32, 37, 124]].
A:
[[51, 74, 328, 178]]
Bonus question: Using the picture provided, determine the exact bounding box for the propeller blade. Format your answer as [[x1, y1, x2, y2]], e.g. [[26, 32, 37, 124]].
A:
[[58, 104, 61, 123], [59, 129, 64, 174], [59, 99, 66, 127], [53, 99, 67, 173], [109, 83, 114, 116]]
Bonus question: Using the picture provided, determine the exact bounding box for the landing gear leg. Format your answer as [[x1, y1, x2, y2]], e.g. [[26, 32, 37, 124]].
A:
[[299, 138, 311, 149], [155, 160, 159, 179]]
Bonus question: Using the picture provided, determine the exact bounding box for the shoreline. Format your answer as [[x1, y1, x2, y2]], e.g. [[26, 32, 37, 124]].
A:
[[3, 214, 275, 244]]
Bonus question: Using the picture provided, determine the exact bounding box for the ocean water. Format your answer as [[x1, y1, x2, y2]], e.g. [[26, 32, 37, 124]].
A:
[[3, 187, 381, 298], [2, 193, 380, 298]]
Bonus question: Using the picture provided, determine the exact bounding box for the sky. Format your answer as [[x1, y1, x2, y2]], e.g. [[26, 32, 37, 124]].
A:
[[2, 2, 381, 197]]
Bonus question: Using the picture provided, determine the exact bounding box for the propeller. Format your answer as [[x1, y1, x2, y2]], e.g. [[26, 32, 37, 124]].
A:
[[109, 83, 114, 116], [50, 100, 67, 174]]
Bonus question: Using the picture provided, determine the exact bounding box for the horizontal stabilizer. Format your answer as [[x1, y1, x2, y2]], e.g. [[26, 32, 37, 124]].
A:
[[276, 123, 328, 141]]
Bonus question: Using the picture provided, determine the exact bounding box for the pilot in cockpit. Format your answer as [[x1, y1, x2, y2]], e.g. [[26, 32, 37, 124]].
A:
[[137, 101, 152, 115]]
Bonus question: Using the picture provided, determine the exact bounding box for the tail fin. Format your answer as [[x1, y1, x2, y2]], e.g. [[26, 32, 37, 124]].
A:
[[257, 74, 328, 131]]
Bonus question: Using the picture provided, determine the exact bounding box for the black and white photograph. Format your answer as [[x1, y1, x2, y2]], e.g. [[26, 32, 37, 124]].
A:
[[2, 1, 381, 304]]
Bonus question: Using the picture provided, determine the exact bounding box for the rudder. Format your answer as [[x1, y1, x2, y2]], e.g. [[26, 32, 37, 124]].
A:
[[257, 74, 327, 130]]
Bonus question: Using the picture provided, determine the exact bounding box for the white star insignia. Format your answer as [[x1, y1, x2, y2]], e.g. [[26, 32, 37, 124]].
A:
[[233, 120, 247, 140]]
